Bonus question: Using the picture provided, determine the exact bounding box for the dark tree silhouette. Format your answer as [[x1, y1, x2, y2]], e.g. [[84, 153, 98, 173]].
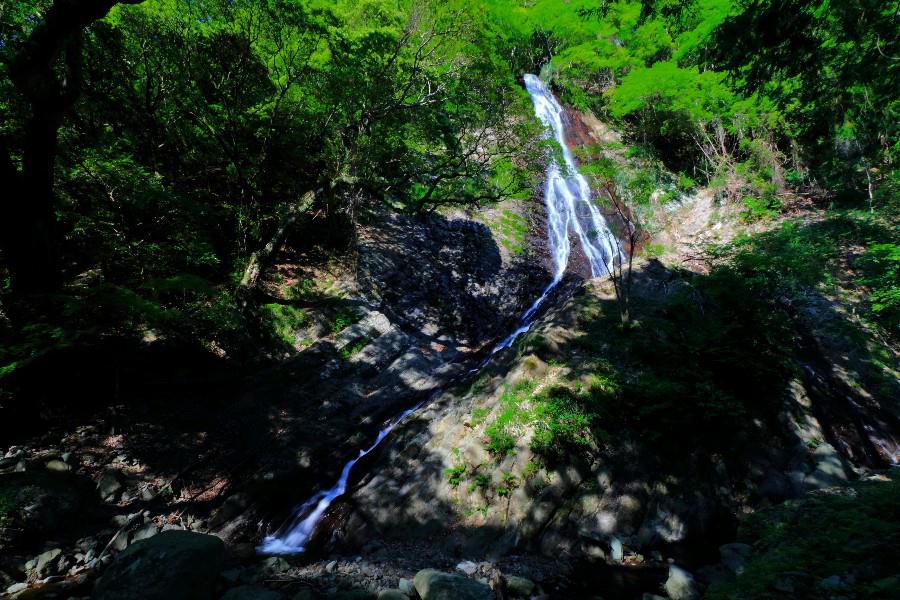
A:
[[1, 0, 144, 295]]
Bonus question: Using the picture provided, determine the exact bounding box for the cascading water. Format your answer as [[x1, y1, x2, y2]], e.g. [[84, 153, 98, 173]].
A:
[[489, 74, 621, 353], [258, 74, 620, 554], [523, 74, 620, 279], [259, 400, 427, 554]]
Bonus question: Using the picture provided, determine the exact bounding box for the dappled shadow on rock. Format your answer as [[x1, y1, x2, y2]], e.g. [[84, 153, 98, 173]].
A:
[[324, 235, 899, 597], [0, 202, 554, 592], [356, 212, 537, 349]]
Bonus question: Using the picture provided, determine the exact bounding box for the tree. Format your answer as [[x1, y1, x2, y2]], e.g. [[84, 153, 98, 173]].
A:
[[710, 0, 899, 191], [598, 182, 641, 327], [1, 0, 144, 295]]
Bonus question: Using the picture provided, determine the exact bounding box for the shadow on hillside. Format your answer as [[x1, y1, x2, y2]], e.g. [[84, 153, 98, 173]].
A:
[[272, 215, 899, 598], [355, 212, 537, 347], [0, 207, 553, 562]]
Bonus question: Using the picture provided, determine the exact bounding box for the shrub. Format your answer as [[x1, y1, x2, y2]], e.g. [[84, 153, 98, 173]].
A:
[[445, 464, 466, 488], [330, 310, 360, 334], [530, 388, 597, 459], [857, 243, 900, 330]]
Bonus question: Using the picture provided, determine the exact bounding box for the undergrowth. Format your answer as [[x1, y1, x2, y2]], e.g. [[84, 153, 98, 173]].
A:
[[706, 475, 900, 600]]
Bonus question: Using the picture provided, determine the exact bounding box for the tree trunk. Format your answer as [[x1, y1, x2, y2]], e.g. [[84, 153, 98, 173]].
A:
[[1, 0, 145, 295], [3, 106, 65, 293], [238, 190, 318, 299]]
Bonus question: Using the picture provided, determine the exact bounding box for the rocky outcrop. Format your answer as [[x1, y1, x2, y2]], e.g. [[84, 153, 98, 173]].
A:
[[343, 261, 889, 565], [357, 211, 539, 348]]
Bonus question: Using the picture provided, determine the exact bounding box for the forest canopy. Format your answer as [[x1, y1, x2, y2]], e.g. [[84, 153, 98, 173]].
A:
[[0, 0, 897, 386]]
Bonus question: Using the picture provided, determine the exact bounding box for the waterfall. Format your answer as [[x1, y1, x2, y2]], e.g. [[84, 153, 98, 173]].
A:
[[523, 74, 620, 279], [489, 74, 620, 353], [258, 400, 427, 554], [258, 73, 620, 554]]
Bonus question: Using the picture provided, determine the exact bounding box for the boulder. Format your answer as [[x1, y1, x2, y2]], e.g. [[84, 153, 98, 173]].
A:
[[93, 531, 225, 600], [397, 579, 414, 595], [413, 569, 493, 600], [0, 455, 25, 474], [262, 556, 291, 574], [6, 582, 28, 595], [505, 575, 535, 597], [131, 522, 159, 543], [97, 470, 125, 502], [210, 493, 250, 528], [44, 459, 71, 472], [34, 549, 62, 578], [222, 585, 286, 600], [0, 471, 100, 548], [377, 590, 407, 600], [665, 566, 700, 600], [719, 542, 752, 575]]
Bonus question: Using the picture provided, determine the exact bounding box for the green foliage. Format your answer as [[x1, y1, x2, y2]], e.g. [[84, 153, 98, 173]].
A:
[[286, 278, 317, 300], [706, 476, 900, 600], [858, 243, 900, 331], [530, 387, 598, 460], [565, 209, 897, 455], [339, 336, 370, 360], [711, 0, 899, 189], [471, 405, 492, 426], [484, 425, 517, 457], [467, 472, 491, 494], [486, 0, 896, 209], [445, 463, 466, 488], [0, 0, 546, 387], [483, 380, 534, 457], [521, 460, 540, 481], [329, 310, 360, 334], [609, 61, 731, 124], [741, 193, 782, 222], [644, 243, 666, 259], [479, 376, 610, 463]]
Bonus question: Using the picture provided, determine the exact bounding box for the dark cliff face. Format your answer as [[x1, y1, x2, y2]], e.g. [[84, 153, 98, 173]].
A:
[[356, 211, 542, 350]]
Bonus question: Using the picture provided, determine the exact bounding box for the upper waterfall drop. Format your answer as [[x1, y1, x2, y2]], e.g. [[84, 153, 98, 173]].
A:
[[487, 75, 624, 355], [523, 74, 620, 278]]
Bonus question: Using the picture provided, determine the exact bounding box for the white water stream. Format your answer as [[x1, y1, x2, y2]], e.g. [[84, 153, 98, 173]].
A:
[[258, 74, 619, 554]]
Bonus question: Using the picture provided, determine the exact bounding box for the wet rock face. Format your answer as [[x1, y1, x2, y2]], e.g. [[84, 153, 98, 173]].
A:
[[93, 531, 225, 600]]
